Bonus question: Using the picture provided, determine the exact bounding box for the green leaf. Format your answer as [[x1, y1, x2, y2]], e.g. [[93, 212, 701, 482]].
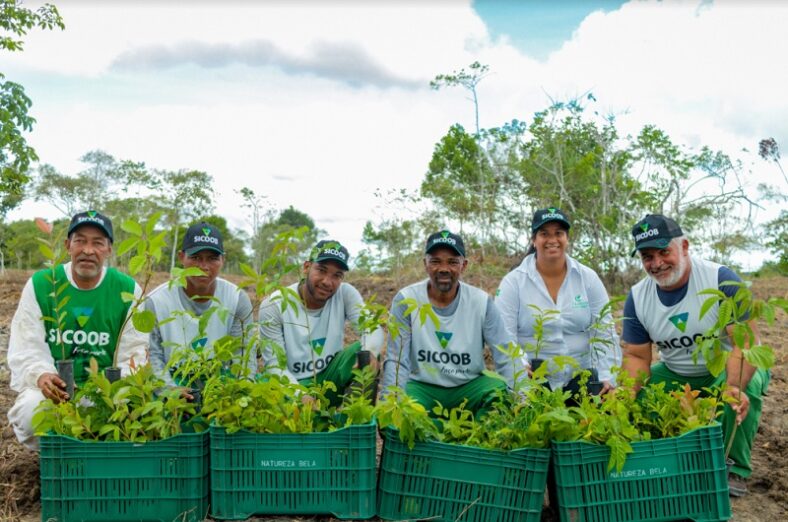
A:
[[743, 344, 775, 370], [116, 236, 140, 257], [129, 255, 146, 275], [699, 296, 719, 321], [731, 323, 748, 351], [240, 263, 258, 279], [132, 310, 156, 333], [37, 243, 55, 260], [120, 291, 135, 303], [121, 220, 143, 236]]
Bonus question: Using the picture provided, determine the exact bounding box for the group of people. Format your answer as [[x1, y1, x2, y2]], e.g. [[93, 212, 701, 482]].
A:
[[7, 207, 767, 497]]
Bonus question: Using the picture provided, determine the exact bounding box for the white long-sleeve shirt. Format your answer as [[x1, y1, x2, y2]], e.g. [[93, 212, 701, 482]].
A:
[[8, 263, 148, 392], [495, 254, 620, 389]]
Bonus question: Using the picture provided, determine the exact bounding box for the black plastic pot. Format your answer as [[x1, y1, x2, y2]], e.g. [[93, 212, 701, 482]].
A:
[[104, 366, 121, 383], [357, 349, 371, 369], [564, 368, 600, 398], [587, 380, 605, 396], [56, 359, 75, 400], [189, 388, 202, 412]]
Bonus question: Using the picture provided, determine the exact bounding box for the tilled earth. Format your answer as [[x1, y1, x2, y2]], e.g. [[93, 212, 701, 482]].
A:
[[0, 269, 785, 522]]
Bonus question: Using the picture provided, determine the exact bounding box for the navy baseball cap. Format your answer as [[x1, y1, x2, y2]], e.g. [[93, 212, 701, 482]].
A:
[[182, 222, 224, 255], [631, 214, 684, 256], [425, 230, 465, 257], [311, 240, 350, 270], [531, 207, 571, 232], [68, 210, 114, 243]]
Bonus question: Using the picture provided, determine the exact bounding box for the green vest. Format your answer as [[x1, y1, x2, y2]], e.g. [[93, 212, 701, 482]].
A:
[[32, 264, 135, 385]]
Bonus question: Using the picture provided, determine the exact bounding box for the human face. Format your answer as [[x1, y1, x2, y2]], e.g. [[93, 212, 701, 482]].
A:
[[639, 239, 690, 290], [424, 247, 467, 295], [178, 249, 224, 299], [65, 225, 112, 289], [533, 222, 568, 261], [301, 260, 345, 309]]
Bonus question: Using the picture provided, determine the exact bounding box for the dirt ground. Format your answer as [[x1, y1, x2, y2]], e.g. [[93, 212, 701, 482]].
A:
[[0, 269, 785, 522]]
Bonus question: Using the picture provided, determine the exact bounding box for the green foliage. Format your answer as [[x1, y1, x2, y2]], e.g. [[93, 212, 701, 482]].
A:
[[112, 213, 167, 366], [0, 0, 64, 216], [35, 219, 70, 360], [374, 390, 438, 450], [32, 362, 196, 442], [695, 280, 780, 377], [201, 372, 374, 435]]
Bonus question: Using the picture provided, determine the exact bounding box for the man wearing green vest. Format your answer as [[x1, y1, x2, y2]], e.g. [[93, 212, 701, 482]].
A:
[[7, 210, 147, 450]]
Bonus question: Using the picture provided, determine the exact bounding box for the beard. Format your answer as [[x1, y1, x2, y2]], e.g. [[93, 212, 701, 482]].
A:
[[72, 255, 101, 280], [649, 253, 689, 288]]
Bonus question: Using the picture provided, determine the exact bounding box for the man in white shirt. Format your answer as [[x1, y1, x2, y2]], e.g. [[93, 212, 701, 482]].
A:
[[381, 230, 516, 415], [147, 221, 256, 387], [259, 240, 383, 402], [7, 210, 147, 450], [621, 214, 768, 497]]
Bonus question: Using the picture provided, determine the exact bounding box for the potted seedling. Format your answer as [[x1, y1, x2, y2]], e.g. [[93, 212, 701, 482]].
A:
[[520, 304, 559, 384], [105, 212, 167, 382], [35, 218, 76, 398], [583, 295, 625, 396]]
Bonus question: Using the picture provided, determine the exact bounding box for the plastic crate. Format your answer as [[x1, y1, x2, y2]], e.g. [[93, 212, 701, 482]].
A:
[[551, 424, 731, 522], [40, 431, 210, 522], [209, 421, 376, 520], [377, 429, 550, 522]]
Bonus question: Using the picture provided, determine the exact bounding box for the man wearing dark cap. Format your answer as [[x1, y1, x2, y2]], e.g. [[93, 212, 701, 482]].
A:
[[381, 230, 516, 415], [147, 221, 256, 386], [259, 240, 384, 400], [621, 214, 769, 497], [7, 210, 147, 450]]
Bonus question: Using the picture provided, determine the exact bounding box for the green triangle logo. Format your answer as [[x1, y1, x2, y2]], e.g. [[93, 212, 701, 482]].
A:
[[310, 338, 327, 355], [441, 231, 449, 238], [435, 331, 453, 349], [202, 227, 211, 236], [668, 313, 689, 333], [548, 207, 556, 213], [191, 337, 208, 351], [640, 223, 649, 232], [87, 210, 97, 218], [72, 307, 93, 327]]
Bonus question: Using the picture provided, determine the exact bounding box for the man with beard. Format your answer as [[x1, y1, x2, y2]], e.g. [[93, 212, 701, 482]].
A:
[[147, 222, 256, 388], [7, 210, 147, 450], [380, 230, 516, 416], [259, 240, 383, 403], [621, 214, 768, 497]]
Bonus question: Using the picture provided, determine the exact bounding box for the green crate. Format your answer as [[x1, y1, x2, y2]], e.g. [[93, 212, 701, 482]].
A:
[[40, 431, 210, 522], [377, 429, 550, 522], [551, 424, 731, 522], [209, 421, 376, 520]]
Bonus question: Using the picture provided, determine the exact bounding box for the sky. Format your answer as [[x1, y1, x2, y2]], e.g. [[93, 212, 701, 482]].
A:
[[2, 0, 786, 269]]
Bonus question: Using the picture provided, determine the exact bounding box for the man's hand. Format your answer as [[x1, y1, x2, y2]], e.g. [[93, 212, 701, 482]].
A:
[[37, 372, 69, 403], [724, 385, 750, 424], [599, 381, 615, 395]]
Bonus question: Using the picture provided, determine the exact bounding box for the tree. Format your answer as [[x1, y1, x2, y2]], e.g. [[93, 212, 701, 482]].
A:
[[0, 0, 64, 217], [254, 206, 323, 266], [150, 169, 214, 270], [238, 187, 271, 272], [430, 62, 494, 250], [32, 150, 150, 218]]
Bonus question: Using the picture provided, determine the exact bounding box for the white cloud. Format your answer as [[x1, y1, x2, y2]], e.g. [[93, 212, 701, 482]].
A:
[[5, 0, 787, 269]]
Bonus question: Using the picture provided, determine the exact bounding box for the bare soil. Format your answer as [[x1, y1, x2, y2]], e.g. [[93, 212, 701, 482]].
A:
[[1, 269, 785, 522]]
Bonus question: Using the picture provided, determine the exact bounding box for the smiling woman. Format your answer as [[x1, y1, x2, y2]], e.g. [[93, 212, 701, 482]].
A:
[[495, 207, 621, 394]]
